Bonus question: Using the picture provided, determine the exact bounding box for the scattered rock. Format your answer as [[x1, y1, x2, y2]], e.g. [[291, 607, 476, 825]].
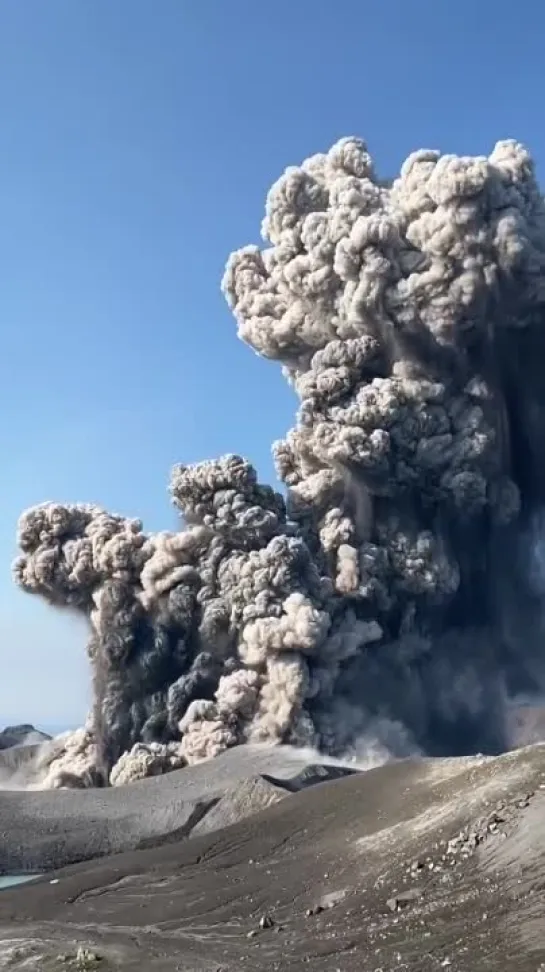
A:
[[259, 913, 274, 929], [75, 948, 102, 970], [386, 887, 423, 912], [306, 904, 324, 916]]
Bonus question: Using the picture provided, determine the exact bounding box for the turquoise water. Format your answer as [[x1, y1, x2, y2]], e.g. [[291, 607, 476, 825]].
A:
[[0, 875, 40, 889]]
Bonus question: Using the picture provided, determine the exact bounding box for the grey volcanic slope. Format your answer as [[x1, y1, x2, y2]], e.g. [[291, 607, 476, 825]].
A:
[[0, 744, 357, 873], [0, 725, 51, 749], [1, 746, 545, 970]]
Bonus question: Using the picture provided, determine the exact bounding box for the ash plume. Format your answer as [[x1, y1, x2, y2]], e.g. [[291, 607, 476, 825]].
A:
[[13, 134, 545, 787]]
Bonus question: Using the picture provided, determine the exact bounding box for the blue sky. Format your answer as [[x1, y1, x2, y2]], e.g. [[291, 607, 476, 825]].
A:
[[1, 0, 544, 730]]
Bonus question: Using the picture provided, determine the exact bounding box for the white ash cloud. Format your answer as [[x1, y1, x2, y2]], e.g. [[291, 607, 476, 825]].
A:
[[13, 134, 545, 786]]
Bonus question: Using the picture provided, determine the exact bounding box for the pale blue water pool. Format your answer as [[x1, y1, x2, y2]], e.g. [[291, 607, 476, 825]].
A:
[[0, 875, 40, 889]]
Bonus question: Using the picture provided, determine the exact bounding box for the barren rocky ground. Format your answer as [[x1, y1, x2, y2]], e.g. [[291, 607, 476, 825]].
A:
[[0, 742, 545, 970]]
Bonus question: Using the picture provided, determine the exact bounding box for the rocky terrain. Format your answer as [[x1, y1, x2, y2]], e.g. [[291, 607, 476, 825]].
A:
[[0, 742, 545, 970]]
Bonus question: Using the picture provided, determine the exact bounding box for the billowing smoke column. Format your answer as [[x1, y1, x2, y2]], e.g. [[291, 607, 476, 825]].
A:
[[13, 135, 545, 787]]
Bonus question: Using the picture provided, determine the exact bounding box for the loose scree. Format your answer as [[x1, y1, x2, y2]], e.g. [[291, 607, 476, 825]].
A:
[[13, 135, 545, 787]]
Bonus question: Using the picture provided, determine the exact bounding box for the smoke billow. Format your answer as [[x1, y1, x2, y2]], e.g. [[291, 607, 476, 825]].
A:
[[13, 135, 545, 787]]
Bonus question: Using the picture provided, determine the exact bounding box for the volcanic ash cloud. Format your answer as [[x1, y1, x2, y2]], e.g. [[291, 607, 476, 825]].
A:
[[13, 135, 545, 787]]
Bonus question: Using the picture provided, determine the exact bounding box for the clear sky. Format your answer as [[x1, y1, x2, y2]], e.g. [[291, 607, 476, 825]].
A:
[[1, 0, 544, 731]]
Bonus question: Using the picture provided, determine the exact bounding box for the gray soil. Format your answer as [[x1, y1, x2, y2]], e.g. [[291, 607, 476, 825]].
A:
[[0, 742, 545, 970]]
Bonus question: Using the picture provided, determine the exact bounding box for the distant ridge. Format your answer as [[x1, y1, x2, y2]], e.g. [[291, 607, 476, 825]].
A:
[[0, 724, 52, 750]]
